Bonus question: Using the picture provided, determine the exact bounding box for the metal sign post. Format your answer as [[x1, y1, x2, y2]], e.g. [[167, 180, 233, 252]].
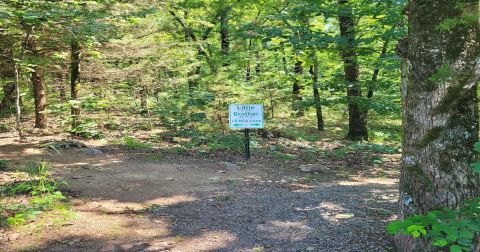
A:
[[244, 128, 250, 159], [229, 104, 264, 159]]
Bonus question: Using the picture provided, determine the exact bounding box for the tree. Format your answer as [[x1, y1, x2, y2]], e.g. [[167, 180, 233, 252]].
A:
[[338, 0, 368, 140], [0, 33, 16, 113], [395, 0, 480, 250]]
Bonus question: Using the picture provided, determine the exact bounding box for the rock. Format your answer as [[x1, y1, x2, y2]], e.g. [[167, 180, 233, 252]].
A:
[[307, 247, 315, 251], [299, 165, 314, 172], [82, 148, 102, 155], [224, 162, 240, 170], [299, 164, 330, 173], [7, 233, 19, 241]]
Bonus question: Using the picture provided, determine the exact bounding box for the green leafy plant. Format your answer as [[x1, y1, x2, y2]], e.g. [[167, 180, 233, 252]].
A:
[[67, 119, 104, 139], [1, 162, 67, 227], [387, 198, 480, 252], [123, 136, 153, 149]]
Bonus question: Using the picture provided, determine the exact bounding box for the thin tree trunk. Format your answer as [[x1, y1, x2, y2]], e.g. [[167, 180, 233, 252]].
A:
[[338, 0, 367, 140], [14, 63, 23, 139], [395, 0, 480, 251], [311, 61, 324, 131], [25, 36, 47, 129], [292, 60, 304, 116], [220, 8, 229, 66], [368, 39, 389, 99], [70, 39, 81, 128], [0, 34, 16, 112]]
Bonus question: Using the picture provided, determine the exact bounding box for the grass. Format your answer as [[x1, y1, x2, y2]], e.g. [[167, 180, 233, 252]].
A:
[[123, 136, 153, 149], [1, 162, 70, 228]]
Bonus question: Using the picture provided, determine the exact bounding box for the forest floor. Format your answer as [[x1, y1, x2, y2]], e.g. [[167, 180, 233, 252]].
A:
[[0, 133, 400, 252]]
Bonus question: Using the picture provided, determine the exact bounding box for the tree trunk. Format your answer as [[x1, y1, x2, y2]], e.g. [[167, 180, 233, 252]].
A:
[[311, 61, 324, 131], [0, 34, 16, 112], [368, 39, 389, 99], [292, 60, 304, 117], [25, 36, 47, 129], [220, 8, 229, 66], [395, 1, 480, 251], [338, 0, 368, 140], [70, 40, 81, 128], [14, 63, 23, 139]]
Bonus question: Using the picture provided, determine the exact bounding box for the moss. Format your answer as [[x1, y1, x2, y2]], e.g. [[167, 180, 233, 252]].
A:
[[406, 164, 434, 192], [416, 126, 444, 149]]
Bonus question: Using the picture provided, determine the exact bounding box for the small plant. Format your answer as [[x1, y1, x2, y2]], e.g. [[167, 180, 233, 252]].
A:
[[1, 162, 67, 227], [332, 147, 349, 159], [67, 119, 104, 139], [0, 160, 8, 170], [123, 136, 153, 149], [214, 193, 232, 202], [273, 152, 297, 161]]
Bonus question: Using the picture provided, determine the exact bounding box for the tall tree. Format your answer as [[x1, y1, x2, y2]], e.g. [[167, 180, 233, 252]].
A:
[[24, 31, 47, 129], [0, 33, 16, 112], [338, 0, 368, 140], [292, 59, 304, 116], [395, 0, 480, 250]]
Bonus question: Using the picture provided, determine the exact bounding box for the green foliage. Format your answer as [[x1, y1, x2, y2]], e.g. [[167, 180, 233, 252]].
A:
[[0, 160, 8, 170], [1, 162, 67, 227], [67, 119, 104, 139], [123, 136, 153, 149], [387, 197, 480, 251]]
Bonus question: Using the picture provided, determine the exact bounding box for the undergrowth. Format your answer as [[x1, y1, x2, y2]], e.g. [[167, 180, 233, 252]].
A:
[[1, 162, 68, 227]]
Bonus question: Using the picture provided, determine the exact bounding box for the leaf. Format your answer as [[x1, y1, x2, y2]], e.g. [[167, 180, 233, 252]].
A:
[[433, 240, 448, 247], [450, 245, 464, 252]]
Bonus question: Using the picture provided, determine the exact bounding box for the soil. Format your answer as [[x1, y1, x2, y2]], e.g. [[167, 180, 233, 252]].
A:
[[0, 134, 399, 252]]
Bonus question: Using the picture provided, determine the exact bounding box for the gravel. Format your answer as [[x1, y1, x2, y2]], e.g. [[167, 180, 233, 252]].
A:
[[148, 181, 398, 252]]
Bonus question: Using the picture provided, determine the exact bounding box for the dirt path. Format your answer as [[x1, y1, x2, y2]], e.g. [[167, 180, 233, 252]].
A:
[[0, 136, 398, 252]]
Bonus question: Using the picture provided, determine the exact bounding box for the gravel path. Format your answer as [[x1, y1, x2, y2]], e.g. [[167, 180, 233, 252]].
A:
[[145, 180, 398, 252]]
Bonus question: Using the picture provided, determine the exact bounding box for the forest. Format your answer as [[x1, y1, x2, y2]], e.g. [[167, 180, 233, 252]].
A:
[[0, 0, 479, 251]]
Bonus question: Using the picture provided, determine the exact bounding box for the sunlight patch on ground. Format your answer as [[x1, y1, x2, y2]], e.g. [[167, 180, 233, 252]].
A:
[[257, 220, 313, 241], [170, 231, 237, 252], [74, 195, 197, 213], [336, 177, 397, 186]]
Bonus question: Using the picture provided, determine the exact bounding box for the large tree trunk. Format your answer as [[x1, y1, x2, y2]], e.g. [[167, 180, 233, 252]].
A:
[[25, 36, 47, 129], [70, 40, 81, 128], [311, 61, 324, 131], [292, 60, 304, 117], [0, 34, 16, 112], [395, 1, 480, 251], [338, 0, 368, 140]]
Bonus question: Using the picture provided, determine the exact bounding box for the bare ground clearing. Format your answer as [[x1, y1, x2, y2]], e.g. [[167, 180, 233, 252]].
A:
[[0, 135, 398, 252]]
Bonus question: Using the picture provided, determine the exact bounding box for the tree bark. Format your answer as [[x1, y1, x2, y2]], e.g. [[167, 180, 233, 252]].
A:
[[0, 34, 16, 112], [25, 36, 47, 129], [292, 60, 304, 116], [311, 61, 324, 131], [338, 0, 368, 140], [395, 0, 480, 251], [220, 8, 229, 66], [70, 39, 81, 128]]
